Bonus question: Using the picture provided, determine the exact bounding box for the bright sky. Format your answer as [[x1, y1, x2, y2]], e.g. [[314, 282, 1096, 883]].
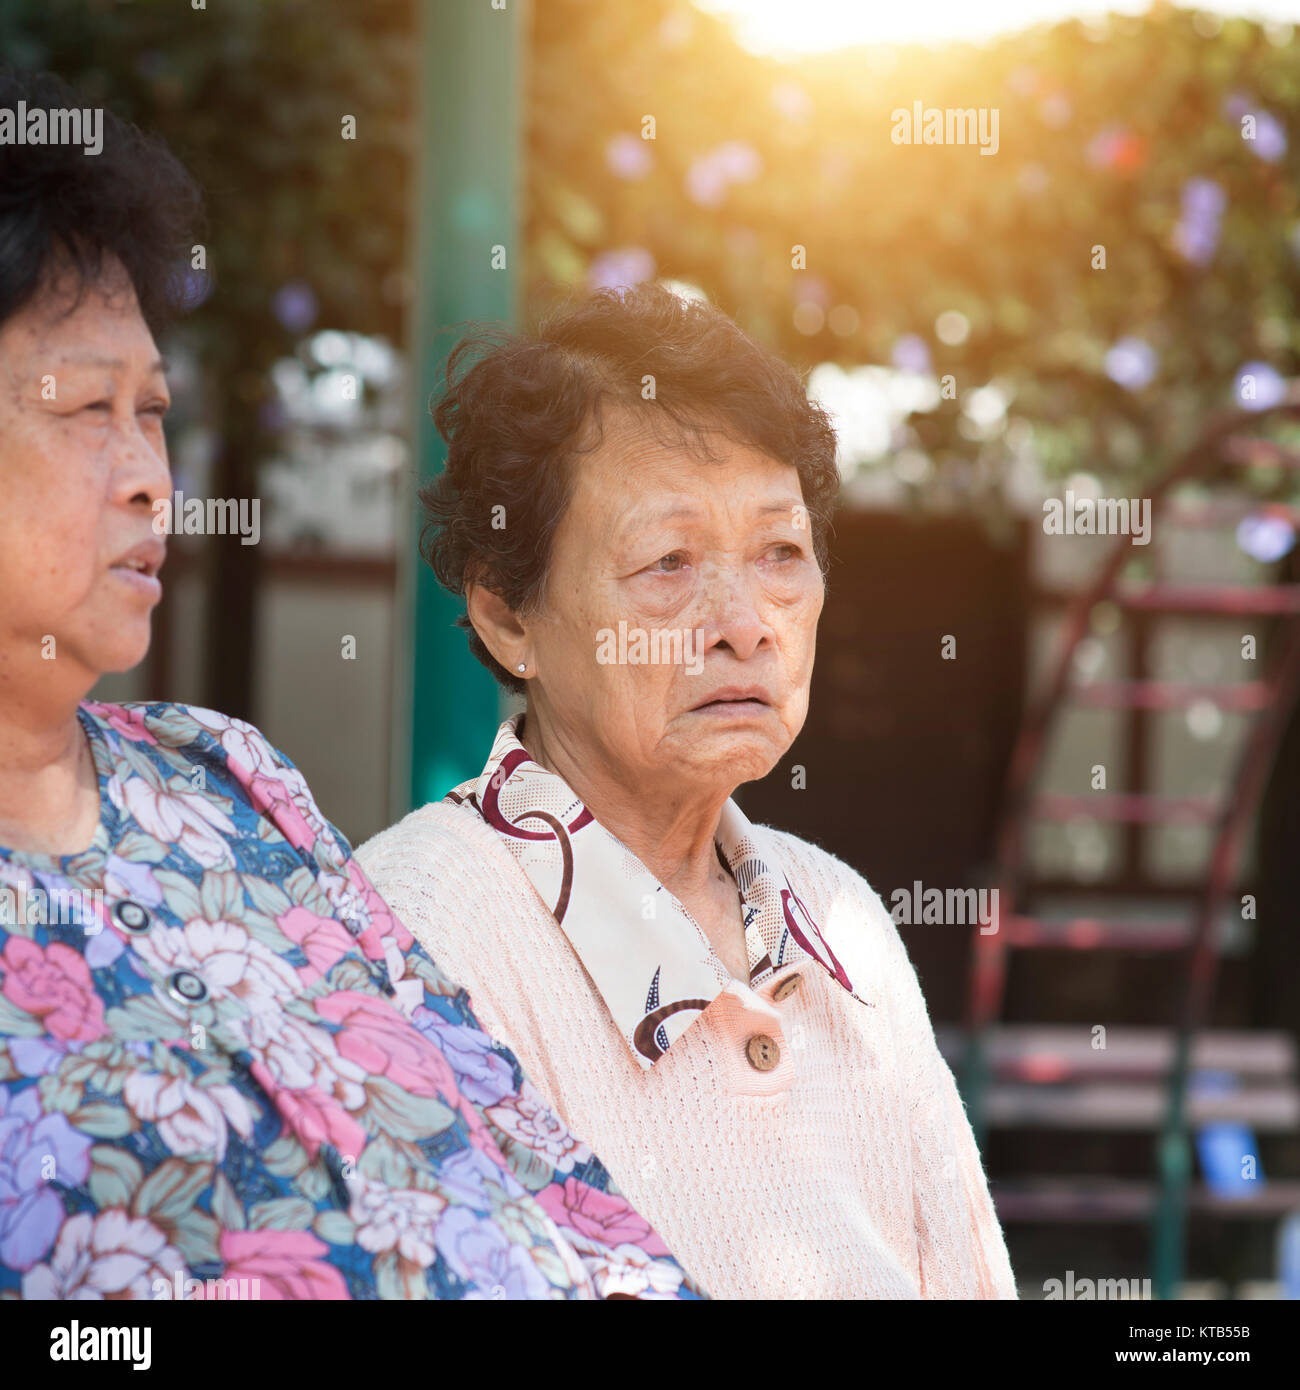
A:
[[691, 0, 1300, 51]]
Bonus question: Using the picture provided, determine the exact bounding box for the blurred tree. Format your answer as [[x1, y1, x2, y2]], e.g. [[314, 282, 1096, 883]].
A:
[[527, 2, 1300, 518], [9, 0, 1300, 711], [1, 0, 416, 719]]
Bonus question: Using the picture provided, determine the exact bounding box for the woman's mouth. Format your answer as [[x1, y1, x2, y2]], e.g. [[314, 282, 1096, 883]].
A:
[[689, 686, 774, 716], [109, 563, 163, 600], [108, 542, 165, 600]]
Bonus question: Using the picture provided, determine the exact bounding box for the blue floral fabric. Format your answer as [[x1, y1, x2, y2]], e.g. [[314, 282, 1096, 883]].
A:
[[0, 702, 701, 1300]]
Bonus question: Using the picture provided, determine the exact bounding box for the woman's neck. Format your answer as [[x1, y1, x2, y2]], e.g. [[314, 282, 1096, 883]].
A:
[[516, 708, 731, 911], [0, 695, 100, 855]]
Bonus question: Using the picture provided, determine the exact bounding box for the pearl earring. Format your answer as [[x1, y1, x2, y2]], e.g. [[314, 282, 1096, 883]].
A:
[[516, 662, 526, 674]]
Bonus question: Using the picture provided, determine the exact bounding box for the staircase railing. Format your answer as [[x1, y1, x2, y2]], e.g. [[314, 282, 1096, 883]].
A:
[[961, 398, 1300, 1299]]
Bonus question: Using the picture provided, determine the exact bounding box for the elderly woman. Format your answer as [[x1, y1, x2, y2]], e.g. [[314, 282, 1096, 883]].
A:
[[359, 283, 1018, 1299], [0, 67, 696, 1301]]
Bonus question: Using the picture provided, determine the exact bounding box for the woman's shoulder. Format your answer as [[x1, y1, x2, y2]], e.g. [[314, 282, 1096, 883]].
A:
[[755, 822, 921, 968], [358, 798, 505, 861], [756, 823, 892, 920], [82, 699, 286, 769], [81, 700, 354, 864], [355, 802, 545, 993], [757, 825, 933, 1018], [356, 799, 526, 907]]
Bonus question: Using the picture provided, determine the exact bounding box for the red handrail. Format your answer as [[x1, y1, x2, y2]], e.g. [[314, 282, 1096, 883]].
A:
[[960, 399, 1300, 1298]]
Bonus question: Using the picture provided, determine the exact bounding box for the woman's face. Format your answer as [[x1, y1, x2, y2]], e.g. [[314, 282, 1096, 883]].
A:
[[524, 417, 825, 797], [0, 262, 172, 700]]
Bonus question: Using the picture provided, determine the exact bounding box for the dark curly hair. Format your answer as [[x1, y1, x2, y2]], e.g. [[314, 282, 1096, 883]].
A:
[[420, 282, 842, 695], [0, 66, 203, 335]]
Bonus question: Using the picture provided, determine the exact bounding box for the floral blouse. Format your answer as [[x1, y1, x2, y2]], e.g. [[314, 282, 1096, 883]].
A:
[[0, 702, 701, 1300]]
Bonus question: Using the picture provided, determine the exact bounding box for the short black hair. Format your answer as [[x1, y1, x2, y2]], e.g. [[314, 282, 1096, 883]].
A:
[[421, 282, 841, 695], [0, 66, 203, 335]]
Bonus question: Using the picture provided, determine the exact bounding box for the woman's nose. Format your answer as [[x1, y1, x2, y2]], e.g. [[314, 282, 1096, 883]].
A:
[[108, 417, 172, 509], [702, 573, 774, 661]]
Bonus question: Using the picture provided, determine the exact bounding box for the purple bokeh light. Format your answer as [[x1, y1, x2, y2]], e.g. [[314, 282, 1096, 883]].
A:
[[272, 281, 319, 335], [1173, 178, 1226, 267], [1237, 514, 1296, 563], [606, 132, 653, 180], [891, 334, 932, 374], [1235, 361, 1288, 411], [1105, 337, 1158, 391], [587, 246, 655, 292]]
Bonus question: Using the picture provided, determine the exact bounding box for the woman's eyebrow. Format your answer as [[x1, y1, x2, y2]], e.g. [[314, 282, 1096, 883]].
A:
[[617, 497, 807, 539], [619, 501, 705, 534], [756, 498, 806, 519], [49, 353, 168, 375]]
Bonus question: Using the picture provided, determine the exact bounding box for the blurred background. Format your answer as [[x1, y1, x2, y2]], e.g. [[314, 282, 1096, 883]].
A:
[[5, 0, 1300, 1298]]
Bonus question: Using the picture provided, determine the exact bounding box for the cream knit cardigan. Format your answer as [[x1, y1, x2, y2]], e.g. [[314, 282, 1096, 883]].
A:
[[357, 802, 1018, 1300]]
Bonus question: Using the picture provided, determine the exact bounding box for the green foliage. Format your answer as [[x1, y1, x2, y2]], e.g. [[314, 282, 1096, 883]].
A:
[[528, 2, 1300, 496], [8, 0, 1300, 505], [1, 0, 415, 382]]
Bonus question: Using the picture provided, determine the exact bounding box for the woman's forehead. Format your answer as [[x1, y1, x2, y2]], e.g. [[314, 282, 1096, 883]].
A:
[[0, 280, 160, 378], [575, 428, 801, 501]]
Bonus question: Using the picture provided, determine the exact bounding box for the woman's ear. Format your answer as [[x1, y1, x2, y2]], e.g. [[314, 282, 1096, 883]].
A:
[[466, 581, 529, 673]]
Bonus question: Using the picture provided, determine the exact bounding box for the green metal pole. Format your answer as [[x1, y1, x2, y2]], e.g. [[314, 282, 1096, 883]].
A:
[[959, 1029, 990, 1151], [402, 0, 524, 809], [1152, 1030, 1194, 1300]]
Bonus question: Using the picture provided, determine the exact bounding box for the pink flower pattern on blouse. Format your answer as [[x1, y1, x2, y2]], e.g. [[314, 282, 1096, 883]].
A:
[[0, 702, 703, 1301]]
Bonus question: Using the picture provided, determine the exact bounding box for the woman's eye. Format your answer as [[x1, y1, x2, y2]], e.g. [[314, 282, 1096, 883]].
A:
[[767, 543, 800, 562], [81, 400, 112, 414], [141, 403, 170, 419], [649, 553, 686, 573]]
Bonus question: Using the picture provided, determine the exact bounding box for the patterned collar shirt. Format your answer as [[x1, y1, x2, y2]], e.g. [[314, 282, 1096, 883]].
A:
[[446, 714, 870, 1069]]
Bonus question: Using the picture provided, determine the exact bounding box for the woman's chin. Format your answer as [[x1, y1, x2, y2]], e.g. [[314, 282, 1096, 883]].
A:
[[675, 725, 787, 786], [83, 631, 151, 679]]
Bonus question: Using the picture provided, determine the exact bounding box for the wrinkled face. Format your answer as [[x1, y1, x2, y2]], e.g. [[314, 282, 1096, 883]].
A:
[[0, 260, 171, 696], [524, 417, 825, 795]]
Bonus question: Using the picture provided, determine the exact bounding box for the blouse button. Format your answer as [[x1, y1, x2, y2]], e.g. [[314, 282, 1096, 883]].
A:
[[367, 963, 396, 997], [113, 900, 152, 933], [167, 970, 209, 1005], [745, 1034, 780, 1072], [772, 973, 802, 1002], [320, 1144, 353, 1209]]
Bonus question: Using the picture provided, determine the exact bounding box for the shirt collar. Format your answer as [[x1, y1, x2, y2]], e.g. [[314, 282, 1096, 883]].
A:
[[446, 715, 859, 1069]]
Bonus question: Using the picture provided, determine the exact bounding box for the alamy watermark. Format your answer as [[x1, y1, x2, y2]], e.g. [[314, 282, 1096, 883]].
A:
[[1043, 490, 1151, 544], [0, 102, 103, 157], [152, 1271, 262, 1300], [0, 885, 104, 932], [49, 1322, 149, 1368], [153, 491, 261, 546], [1044, 1270, 1151, 1300], [595, 621, 705, 676], [889, 880, 999, 935], [891, 102, 999, 155]]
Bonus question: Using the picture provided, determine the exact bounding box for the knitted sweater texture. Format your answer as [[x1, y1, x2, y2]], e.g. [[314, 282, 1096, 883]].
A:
[[357, 802, 1018, 1300]]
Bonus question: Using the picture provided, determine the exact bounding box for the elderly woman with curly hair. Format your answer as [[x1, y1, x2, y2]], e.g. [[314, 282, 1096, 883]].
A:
[[358, 283, 1018, 1300]]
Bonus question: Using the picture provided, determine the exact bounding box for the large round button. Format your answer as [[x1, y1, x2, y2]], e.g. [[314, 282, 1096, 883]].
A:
[[113, 900, 152, 933], [167, 971, 209, 1005], [772, 973, 803, 1002], [745, 1034, 780, 1072]]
